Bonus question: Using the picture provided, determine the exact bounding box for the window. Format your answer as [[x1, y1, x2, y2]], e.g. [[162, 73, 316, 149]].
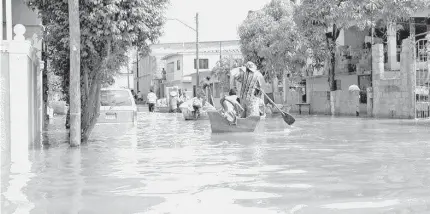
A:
[[177, 60, 180, 70], [358, 75, 371, 104], [194, 59, 209, 69]]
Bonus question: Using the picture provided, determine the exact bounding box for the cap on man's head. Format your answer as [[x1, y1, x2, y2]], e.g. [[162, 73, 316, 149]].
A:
[[229, 88, 237, 96], [245, 61, 258, 72]]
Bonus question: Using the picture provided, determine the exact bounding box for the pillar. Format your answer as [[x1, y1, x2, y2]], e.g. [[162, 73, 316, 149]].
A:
[[6, 0, 12, 40], [283, 74, 290, 104], [9, 25, 32, 162], [371, 44, 384, 117], [387, 21, 398, 70], [400, 38, 416, 119], [0, 0, 3, 41]]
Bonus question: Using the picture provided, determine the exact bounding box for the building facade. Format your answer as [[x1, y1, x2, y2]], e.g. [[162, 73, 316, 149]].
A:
[[134, 40, 242, 102], [300, 9, 430, 118]]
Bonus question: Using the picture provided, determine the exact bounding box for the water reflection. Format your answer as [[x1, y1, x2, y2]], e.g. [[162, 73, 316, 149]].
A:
[[2, 113, 430, 213]]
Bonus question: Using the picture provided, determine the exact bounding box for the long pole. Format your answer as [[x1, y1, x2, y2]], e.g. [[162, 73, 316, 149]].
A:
[[196, 13, 200, 88], [127, 65, 130, 89], [5, 0, 12, 40], [219, 41, 222, 60], [68, 0, 81, 147], [370, 2, 374, 87]]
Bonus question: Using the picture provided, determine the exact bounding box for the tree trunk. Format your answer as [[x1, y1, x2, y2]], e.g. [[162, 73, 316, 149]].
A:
[[327, 24, 339, 116], [329, 50, 336, 115], [81, 74, 101, 143], [68, 0, 81, 147], [42, 40, 49, 130]]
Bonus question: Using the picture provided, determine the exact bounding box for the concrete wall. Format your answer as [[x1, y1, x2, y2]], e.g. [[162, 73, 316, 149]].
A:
[[136, 55, 160, 98], [306, 74, 358, 113], [371, 40, 416, 119], [112, 73, 133, 89], [182, 53, 223, 76], [334, 90, 359, 116], [344, 27, 368, 49], [1, 52, 11, 158]]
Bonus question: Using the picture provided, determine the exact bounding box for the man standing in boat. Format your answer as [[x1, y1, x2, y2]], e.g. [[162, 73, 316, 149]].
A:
[[230, 61, 265, 118]]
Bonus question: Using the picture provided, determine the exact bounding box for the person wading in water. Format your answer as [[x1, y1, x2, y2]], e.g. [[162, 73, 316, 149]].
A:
[[230, 61, 265, 118]]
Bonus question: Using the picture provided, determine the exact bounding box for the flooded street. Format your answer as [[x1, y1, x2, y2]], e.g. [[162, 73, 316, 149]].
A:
[[2, 112, 430, 214]]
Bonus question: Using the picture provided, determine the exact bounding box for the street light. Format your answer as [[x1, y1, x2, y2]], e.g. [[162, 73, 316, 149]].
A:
[[167, 13, 200, 88]]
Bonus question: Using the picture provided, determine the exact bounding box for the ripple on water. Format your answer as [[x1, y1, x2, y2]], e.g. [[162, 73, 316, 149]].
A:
[[2, 113, 430, 213]]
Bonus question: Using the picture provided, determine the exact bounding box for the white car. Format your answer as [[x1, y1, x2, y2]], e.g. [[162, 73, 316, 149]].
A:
[[97, 88, 137, 125]]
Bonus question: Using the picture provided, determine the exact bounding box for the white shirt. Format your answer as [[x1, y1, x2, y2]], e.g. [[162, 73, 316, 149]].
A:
[[147, 92, 157, 104]]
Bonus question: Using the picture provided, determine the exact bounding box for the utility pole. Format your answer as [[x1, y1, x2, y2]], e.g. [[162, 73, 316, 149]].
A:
[[219, 41, 222, 61], [196, 13, 200, 88], [68, 0, 81, 147]]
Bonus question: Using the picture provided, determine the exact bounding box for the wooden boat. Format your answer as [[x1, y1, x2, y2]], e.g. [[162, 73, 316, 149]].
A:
[[156, 106, 170, 113], [180, 101, 216, 120], [207, 111, 261, 133], [181, 108, 209, 120]]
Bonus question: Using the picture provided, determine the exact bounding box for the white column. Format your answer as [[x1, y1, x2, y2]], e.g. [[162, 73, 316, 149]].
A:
[[1, 0, 3, 41], [6, 0, 12, 40], [9, 25, 32, 162], [387, 21, 397, 70]]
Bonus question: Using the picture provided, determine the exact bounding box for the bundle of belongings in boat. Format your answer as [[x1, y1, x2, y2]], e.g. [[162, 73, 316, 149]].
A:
[[219, 88, 266, 126], [156, 98, 168, 108], [179, 88, 216, 119]]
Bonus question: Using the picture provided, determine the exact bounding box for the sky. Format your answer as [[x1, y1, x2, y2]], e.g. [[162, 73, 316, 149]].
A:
[[157, 0, 271, 44]]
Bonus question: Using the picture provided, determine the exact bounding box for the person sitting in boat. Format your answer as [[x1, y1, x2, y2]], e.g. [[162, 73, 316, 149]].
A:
[[230, 61, 265, 118], [220, 88, 244, 125]]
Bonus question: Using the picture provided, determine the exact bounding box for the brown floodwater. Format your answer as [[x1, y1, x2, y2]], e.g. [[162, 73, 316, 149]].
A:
[[1, 112, 430, 214]]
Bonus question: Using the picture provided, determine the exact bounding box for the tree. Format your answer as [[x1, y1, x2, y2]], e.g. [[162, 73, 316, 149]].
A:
[[295, 0, 429, 115], [211, 57, 244, 93], [295, 0, 362, 115], [238, 0, 307, 84], [27, 0, 169, 142]]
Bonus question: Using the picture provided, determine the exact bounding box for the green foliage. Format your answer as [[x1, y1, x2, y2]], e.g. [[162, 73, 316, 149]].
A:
[[26, 0, 169, 139], [353, 0, 430, 27], [295, 0, 429, 72], [238, 0, 306, 81], [211, 57, 244, 91]]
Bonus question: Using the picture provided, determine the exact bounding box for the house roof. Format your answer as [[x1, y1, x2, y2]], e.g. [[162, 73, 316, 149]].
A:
[[161, 49, 242, 60]]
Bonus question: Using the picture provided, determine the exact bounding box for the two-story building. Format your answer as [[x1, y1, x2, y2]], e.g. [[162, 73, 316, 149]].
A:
[[302, 9, 430, 117], [162, 48, 243, 98], [134, 40, 242, 101]]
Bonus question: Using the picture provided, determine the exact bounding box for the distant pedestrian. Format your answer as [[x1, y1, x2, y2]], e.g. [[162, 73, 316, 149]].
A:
[[131, 89, 136, 99], [147, 89, 157, 112], [137, 91, 144, 101], [169, 91, 179, 113]]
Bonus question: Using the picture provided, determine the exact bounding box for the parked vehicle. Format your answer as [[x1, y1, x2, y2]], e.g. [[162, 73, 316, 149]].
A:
[[97, 88, 137, 125]]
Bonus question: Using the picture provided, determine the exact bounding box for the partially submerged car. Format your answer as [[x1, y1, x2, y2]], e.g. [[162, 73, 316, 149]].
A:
[[97, 88, 137, 125]]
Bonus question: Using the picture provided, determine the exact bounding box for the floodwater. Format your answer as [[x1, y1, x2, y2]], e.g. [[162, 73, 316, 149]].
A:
[[2, 111, 430, 214]]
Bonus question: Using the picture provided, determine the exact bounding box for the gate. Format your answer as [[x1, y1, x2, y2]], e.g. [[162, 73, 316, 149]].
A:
[[415, 36, 430, 119]]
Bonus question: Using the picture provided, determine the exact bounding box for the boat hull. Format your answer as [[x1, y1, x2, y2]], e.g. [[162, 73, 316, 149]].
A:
[[182, 108, 209, 120], [156, 106, 170, 113], [207, 111, 261, 133]]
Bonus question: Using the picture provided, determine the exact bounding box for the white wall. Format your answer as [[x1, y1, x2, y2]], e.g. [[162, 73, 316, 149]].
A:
[[112, 74, 133, 89], [182, 52, 242, 77], [165, 55, 183, 81]]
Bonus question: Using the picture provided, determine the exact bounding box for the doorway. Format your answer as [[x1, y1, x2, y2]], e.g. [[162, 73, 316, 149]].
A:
[[358, 75, 371, 116]]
